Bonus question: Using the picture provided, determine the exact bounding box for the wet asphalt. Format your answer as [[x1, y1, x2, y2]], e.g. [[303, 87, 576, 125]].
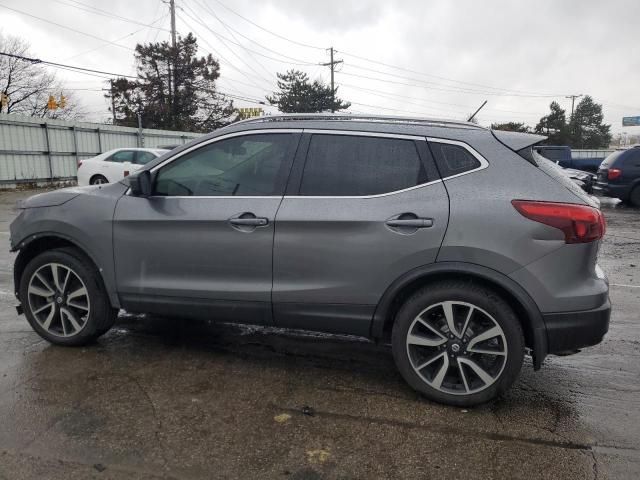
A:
[[0, 188, 638, 480]]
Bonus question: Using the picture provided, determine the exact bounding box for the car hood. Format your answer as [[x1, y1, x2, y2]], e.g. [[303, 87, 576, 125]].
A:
[[18, 185, 116, 209]]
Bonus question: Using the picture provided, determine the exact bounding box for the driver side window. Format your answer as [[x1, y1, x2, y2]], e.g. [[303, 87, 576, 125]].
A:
[[154, 134, 296, 197]]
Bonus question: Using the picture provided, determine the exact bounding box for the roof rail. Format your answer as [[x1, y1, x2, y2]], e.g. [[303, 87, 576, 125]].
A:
[[232, 113, 485, 130]]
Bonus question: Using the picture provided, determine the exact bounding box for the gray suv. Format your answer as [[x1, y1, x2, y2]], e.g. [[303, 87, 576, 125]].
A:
[[10, 114, 611, 406]]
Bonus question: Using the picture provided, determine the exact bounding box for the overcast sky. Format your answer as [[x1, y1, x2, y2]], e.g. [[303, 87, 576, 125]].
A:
[[1, 0, 638, 135]]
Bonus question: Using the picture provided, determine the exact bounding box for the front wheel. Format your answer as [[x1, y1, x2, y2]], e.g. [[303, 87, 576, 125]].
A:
[[392, 281, 525, 407], [19, 248, 117, 346]]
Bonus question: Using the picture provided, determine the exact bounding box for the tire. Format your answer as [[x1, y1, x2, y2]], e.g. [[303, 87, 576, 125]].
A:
[[629, 186, 640, 208], [19, 247, 117, 346], [90, 174, 108, 185], [392, 281, 525, 407]]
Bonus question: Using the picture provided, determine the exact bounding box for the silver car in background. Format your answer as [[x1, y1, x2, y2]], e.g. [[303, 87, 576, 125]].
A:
[[10, 114, 610, 406]]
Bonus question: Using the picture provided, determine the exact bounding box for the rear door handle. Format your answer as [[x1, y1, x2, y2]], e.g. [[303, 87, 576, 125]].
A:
[[385, 218, 433, 228]]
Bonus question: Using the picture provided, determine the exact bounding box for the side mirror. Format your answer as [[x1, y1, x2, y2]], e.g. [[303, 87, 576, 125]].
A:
[[129, 170, 152, 197]]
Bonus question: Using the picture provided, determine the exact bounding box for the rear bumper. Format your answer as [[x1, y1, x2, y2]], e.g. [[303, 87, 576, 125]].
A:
[[593, 182, 629, 200], [543, 298, 611, 354]]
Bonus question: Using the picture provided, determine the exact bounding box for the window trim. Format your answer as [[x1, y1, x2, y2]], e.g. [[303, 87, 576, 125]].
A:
[[143, 129, 303, 199], [132, 129, 488, 199], [284, 133, 489, 199]]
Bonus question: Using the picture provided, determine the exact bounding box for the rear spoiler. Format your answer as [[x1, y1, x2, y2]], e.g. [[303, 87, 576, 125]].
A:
[[491, 130, 547, 151]]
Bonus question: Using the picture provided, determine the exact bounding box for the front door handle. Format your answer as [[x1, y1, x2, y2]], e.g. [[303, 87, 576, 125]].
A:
[[228, 212, 269, 232], [229, 217, 268, 226], [386, 218, 433, 228]]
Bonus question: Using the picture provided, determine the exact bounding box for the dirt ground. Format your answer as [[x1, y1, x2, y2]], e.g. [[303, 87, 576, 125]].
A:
[[0, 189, 638, 479]]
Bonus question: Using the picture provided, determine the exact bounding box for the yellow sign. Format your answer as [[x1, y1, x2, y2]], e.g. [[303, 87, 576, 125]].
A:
[[47, 95, 58, 110], [237, 107, 263, 120]]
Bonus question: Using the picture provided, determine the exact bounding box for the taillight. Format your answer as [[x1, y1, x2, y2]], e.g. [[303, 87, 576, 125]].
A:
[[512, 200, 606, 244], [77, 161, 83, 169], [608, 168, 622, 180]]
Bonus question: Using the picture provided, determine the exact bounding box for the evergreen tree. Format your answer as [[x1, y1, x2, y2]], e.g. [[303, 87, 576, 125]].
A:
[[569, 96, 612, 148], [266, 70, 350, 113], [106, 33, 235, 132], [491, 122, 531, 133], [535, 101, 569, 144]]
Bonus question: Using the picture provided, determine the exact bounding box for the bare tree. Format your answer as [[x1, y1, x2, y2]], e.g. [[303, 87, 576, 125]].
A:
[[0, 33, 84, 119]]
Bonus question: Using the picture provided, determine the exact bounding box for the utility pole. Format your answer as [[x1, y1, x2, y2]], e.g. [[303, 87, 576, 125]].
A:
[[169, 0, 177, 48], [110, 79, 116, 125], [566, 94, 583, 120], [167, 0, 177, 123], [320, 47, 343, 112]]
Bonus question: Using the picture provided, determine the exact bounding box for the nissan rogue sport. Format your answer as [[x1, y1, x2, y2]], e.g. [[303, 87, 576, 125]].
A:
[[9, 114, 611, 406]]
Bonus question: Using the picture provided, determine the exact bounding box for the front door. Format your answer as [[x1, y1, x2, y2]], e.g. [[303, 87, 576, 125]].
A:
[[272, 131, 449, 336], [113, 131, 301, 324]]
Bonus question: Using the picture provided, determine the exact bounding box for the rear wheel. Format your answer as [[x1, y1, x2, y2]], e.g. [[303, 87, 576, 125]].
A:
[[19, 248, 117, 346], [629, 186, 640, 208], [392, 281, 525, 406], [90, 174, 108, 185]]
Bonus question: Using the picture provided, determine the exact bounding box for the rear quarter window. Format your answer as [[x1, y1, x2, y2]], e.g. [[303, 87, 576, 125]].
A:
[[429, 142, 481, 178]]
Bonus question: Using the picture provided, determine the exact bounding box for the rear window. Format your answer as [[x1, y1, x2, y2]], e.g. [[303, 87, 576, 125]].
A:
[[299, 134, 427, 196], [600, 150, 624, 169], [533, 151, 593, 204], [534, 147, 566, 163]]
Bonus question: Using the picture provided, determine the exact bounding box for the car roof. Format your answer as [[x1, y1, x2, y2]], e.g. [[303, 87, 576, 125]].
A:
[[139, 113, 543, 171]]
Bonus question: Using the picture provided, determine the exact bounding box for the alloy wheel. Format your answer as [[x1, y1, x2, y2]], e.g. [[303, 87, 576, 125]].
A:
[[27, 263, 91, 337], [405, 301, 507, 395]]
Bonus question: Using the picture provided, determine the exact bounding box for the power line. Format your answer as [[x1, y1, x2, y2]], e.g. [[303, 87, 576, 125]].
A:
[[337, 69, 563, 99], [49, 0, 170, 31], [63, 14, 168, 61], [175, 5, 315, 66], [207, 0, 325, 50], [0, 52, 138, 79], [176, 13, 274, 92], [341, 64, 563, 98], [0, 51, 266, 108], [179, 2, 274, 86], [187, 0, 274, 80], [338, 82, 545, 117], [0, 3, 134, 51], [180, 0, 564, 98], [338, 51, 565, 97]]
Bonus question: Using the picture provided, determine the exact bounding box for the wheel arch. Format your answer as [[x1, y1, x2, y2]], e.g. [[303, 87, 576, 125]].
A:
[[89, 173, 109, 184], [371, 262, 547, 369], [13, 233, 119, 308]]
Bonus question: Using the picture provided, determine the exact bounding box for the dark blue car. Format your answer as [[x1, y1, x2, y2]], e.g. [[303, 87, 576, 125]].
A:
[[594, 147, 640, 206]]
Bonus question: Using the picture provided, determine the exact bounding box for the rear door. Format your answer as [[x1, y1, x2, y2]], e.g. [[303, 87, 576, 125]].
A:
[[272, 131, 449, 336]]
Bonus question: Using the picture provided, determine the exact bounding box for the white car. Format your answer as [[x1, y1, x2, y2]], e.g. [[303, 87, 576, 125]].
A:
[[77, 148, 169, 186]]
